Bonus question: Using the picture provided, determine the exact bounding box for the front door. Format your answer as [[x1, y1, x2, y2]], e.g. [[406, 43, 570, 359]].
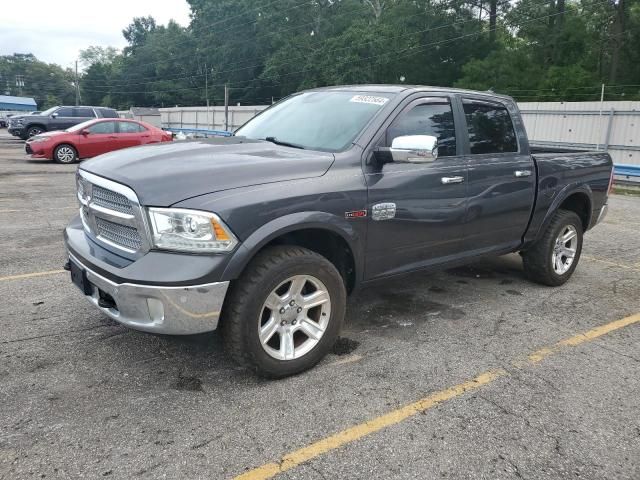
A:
[[460, 97, 535, 253], [364, 97, 468, 280]]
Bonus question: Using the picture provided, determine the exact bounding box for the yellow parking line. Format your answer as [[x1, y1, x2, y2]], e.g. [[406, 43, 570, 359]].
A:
[[582, 255, 640, 273], [0, 270, 66, 282], [235, 312, 640, 480]]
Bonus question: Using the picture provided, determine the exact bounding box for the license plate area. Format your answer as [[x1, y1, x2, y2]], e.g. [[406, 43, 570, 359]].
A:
[[69, 259, 92, 295]]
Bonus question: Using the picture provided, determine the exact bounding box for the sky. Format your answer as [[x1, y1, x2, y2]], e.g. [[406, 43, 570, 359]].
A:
[[1, 0, 192, 69]]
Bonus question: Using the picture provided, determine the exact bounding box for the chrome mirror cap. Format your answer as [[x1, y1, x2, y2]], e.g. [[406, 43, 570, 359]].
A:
[[389, 135, 438, 163]]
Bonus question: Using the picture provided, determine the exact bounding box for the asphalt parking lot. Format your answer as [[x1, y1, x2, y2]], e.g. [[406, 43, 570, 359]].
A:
[[0, 130, 639, 480]]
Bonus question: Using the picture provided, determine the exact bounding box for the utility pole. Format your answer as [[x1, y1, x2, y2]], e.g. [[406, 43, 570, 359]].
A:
[[75, 61, 80, 106], [205, 63, 210, 130], [15, 75, 24, 96], [224, 83, 229, 132]]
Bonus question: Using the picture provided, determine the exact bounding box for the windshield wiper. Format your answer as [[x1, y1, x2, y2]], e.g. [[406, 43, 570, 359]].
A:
[[263, 136, 305, 150]]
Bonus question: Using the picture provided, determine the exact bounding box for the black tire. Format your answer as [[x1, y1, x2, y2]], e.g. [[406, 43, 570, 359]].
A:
[[27, 126, 44, 138], [522, 209, 583, 286], [53, 144, 78, 164], [221, 246, 346, 378]]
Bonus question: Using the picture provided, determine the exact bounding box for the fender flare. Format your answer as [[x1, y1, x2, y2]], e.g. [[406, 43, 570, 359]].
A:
[[535, 183, 593, 241], [221, 211, 364, 283]]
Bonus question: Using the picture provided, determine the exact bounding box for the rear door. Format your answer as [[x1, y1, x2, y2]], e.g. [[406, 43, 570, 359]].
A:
[[460, 96, 535, 253], [364, 96, 468, 280], [77, 121, 119, 158], [116, 121, 146, 148], [73, 107, 97, 126]]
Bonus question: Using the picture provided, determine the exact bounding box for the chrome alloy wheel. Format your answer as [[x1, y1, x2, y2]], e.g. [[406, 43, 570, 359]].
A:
[[56, 146, 75, 163], [258, 275, 331, 361], [28, 127, 43, 137], [551, 225, 577, 275]]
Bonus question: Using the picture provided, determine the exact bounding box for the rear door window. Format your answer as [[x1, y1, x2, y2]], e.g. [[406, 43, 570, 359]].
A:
[[385, 100, 457, 157], [118, 122, 145, 133], [98, 108, 119, 118], [56, 107, 74, 117], [88, 121, 117, 134], [462, 99, 517, 154], [74, 107, 95, 118]]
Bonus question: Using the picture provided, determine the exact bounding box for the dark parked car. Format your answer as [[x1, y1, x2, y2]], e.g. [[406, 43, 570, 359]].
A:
[[64, 85, 613, 378], [8, 106, 118, 139]]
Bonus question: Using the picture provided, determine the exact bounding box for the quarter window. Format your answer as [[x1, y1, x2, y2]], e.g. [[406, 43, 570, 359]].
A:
[[462, 100, 518, 154], [386, 101, 457, 157], [88, 121, 117, 134]]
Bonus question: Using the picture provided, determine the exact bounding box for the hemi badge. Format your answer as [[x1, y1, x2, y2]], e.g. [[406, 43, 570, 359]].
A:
[[345, 209, 367, 219]]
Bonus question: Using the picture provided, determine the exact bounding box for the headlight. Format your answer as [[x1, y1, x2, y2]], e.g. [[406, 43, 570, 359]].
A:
[[147, 208, 238, 253]]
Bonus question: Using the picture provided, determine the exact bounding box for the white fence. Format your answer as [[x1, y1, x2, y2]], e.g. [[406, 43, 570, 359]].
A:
[[160, 106, 268, 133], [158, 101, 640, 166], [519, 101, 640, 166]]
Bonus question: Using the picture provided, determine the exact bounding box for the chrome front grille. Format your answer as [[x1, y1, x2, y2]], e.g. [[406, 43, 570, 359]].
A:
[[95, 217, 142, 251], [92, 185, 134, 215], [77, 170, 150, 257]]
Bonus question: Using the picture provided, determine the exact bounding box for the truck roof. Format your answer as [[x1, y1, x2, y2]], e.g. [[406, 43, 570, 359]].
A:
[[309, 84, 514, 101]]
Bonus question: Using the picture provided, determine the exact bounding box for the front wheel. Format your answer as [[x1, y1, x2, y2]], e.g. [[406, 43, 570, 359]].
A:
[[522, 209, 583, 286], [53, 144, 78, 164], [222, 246, 346, 378], [27, 126, 44, 138]]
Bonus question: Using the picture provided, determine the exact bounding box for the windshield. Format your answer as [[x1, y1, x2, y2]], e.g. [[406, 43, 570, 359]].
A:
[[40, 107, 58, 116], [235, 91, 393, 152], [66, 119, 97, 132]]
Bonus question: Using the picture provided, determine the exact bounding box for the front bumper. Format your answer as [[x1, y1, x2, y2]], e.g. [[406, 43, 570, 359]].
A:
[[8, 127, 24, 137], [68, 252, 229, 335]]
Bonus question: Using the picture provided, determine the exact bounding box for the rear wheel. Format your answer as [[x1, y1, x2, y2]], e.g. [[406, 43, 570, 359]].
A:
[[522, 209, 583, 286], [53, 144, 78, 164], [222, 246, 346, 378]]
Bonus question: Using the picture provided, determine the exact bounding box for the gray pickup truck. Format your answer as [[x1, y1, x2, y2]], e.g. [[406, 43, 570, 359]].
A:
[[64, 85, 613, 377]]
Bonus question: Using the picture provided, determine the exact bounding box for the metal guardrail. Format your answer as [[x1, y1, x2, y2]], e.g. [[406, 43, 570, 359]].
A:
[[614, 164, 640, 178], [165, 127, 233, 137]]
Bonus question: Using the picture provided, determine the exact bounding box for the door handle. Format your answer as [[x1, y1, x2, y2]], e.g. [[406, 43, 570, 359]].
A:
[[441, 176, 464, 185], [514, 170, 532, 177]]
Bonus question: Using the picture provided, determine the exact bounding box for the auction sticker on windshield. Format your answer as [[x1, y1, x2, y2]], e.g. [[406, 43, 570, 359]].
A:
[[349, 95, 389, 105]]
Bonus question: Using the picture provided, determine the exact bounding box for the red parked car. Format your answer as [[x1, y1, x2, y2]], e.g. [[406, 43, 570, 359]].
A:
[[25, 118, 172, 164]]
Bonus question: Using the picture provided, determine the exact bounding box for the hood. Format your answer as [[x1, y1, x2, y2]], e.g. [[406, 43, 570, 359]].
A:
[[80, 137, 335, 206], [29, 130, 67, 140]]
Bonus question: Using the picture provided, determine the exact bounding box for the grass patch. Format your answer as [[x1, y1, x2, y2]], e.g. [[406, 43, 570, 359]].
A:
[[613, 185, 640, 197]]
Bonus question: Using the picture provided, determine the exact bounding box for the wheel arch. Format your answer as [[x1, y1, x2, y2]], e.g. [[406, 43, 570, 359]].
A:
[[26, 123, 47, 134], [537, 185, 593, 241], [222, 212, 363, 294]]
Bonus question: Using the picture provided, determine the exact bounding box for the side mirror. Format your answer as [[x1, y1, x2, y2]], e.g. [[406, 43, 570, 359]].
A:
[[51, 112, 58, 118], [80, 129, 89, 136], [374, 135, 439, 165]]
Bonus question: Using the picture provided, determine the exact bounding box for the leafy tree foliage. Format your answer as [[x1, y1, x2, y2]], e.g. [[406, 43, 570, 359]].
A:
[[0, 54, 75, 108], [7, 0, 640, 109]]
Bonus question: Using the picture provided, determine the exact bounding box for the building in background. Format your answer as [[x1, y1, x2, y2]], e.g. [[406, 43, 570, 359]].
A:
[[117, 107, 161, 127], [0, 95, 37, 112]]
